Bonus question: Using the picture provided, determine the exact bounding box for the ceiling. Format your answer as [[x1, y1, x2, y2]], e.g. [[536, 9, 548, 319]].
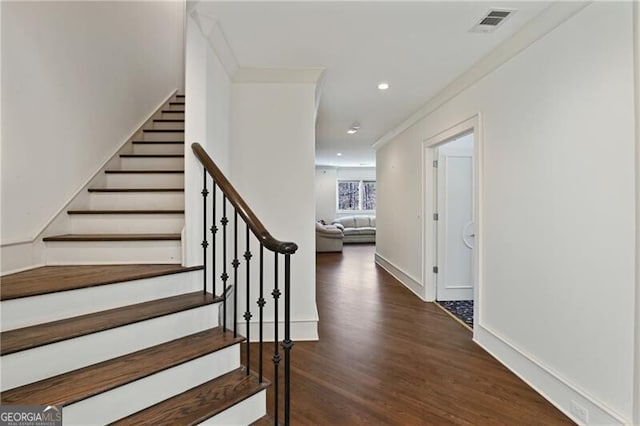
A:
[[195, 1, 552, 167]]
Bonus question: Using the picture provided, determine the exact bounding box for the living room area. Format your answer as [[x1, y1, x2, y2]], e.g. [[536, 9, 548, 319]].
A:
[[315, 165, 376, 253]]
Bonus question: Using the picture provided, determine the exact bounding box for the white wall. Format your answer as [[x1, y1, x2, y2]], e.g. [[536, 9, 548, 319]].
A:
[[377, 3, 636, 424], [231, 81, 319, 340], [315, 166, 376, 223], [1, 1, 184, 268], [184, 9, 231, 268], [315, 167, 337, 223]]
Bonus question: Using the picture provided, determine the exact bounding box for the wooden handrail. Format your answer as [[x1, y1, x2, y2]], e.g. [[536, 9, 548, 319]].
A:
[[192, 143, 298, 255]]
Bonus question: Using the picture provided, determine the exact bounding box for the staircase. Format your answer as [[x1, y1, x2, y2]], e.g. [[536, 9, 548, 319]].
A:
[[0, 93, 281, 425], [43, 94, 186, 264]]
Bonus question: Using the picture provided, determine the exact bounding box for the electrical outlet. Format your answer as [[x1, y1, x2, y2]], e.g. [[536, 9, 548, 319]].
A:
[[570, 400, 589, 424]]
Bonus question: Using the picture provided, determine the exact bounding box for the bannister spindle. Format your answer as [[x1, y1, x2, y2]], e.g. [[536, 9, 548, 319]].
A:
[[221, 196, 229, 331], [232, 209, 239, 338], [243, 224, 252, 376], [272, 252, 280, 424], [257, 244, 265, 383], [211, 184, 217, 297], [190, 144, 299, 424], [283, 254, 293, 425], [201, 169, 209, 294]]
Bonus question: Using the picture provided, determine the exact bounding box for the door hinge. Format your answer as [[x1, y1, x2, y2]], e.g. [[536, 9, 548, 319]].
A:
[[433, 160, 438, 168], [433, 213, 439, 221], [433, 266, 439, 274]]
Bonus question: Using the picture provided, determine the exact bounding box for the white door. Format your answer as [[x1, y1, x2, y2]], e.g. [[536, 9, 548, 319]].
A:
[[435, 134, 474, 301]]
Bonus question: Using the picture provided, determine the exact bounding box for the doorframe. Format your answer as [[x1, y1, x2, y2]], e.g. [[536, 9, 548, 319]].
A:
[[421, 114, 482, 330]]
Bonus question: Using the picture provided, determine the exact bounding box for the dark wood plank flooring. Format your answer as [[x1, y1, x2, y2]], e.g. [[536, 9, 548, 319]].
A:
[[247, 244, 573, 425], [1, 264, 202, 300]]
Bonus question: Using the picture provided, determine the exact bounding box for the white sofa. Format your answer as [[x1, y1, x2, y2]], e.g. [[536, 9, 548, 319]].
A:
[[332, 215, 376, 244], [316, 222, 344, 252]]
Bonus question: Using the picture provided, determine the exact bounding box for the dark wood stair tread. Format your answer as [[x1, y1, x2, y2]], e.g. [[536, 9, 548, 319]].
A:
[[152, 119, 184, 123], [0, 292, 220, 355], [169, 102, 185, 106], [120, 154, 184, 158], [142, 129, 184, 133], [105, 170, 184, 174], [43, 234, 181, 242], [161, 110, 184, 113], [0, 264, 203, 300], [1, 328, 241, 407], [132, 141, 184, 144], [88, 188, 184, 192], [112, 368, 267, 426], [67, 210, 184, 215], [251, 415, 281, 426]]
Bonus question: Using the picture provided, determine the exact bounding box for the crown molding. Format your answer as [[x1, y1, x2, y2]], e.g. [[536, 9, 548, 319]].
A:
[[232, 67, 326, 84], [372, 2, 590, 151]]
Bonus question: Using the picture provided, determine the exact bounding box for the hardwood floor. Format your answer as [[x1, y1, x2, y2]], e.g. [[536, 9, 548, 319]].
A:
[[247, 244, 572, 425]]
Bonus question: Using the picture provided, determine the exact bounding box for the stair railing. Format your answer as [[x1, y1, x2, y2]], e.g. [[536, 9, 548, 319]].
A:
[[192, 143, 296, 425]]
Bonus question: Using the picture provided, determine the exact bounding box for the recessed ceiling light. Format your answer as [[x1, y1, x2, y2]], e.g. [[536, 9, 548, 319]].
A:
[[347, 129, 357, 135], [377, 82, 389, 90], [337, 153, 343, 156]]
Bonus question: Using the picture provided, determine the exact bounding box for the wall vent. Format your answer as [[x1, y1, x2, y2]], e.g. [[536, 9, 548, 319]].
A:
[[470, 9, 515, 33]]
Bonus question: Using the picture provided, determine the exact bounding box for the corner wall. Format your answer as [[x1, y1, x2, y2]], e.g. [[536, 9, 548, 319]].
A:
[[376, 3, 636, 423], [1, 1, 185, 272], [183, 9, 231, 268], [231, 79, 319, 341]]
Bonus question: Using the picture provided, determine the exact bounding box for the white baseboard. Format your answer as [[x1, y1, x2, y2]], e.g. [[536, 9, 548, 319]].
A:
[[235, 319, 318, 342], [374, 252, 426, 301], [474, 324, 629, 425], [0, 241, 44, 275]]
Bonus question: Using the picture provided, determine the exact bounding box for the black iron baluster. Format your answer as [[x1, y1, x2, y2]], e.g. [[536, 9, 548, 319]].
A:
[[243, 224, 252, 376], [257, 244, 265, 383], [221, 196, 229, 331], [211, 184, 217, 297], [283, 254, 293, 425], [272, 253, 280, 425], [201, 169, 209, 294], [232, 209, 239, 338]]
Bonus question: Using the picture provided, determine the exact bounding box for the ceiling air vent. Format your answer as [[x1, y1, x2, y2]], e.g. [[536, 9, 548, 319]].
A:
[[470, 9, 515, 33]]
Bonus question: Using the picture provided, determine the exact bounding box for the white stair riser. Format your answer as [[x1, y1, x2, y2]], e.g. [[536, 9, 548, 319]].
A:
[[0, 305, 219, 390], [132, 143, 184, 155], [88, 192, 184, 210], [160, 111, 184, 120], [64, 345, 239, 425], [70, 213, 184, 234], [0, 270, 203, 331], [45, 240, 181, 264], [152, 121, 184, 130], [121, 157, 184, 170], [143, 132, 184, 142], [105, 173, 183, 188], [199, 390, 266, 425]]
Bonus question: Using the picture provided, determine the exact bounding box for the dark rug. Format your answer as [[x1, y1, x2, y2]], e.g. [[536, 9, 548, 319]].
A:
[[437, 300, 474, 328]]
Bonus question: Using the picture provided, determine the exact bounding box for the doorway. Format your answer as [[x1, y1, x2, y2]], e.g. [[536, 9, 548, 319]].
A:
[[423, 115, 480, 331], [435, 132, 474, 302]]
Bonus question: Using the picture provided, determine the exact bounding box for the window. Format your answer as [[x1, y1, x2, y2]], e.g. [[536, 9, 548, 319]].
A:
[[362, 181, 376, 210], [337, 180, 376, 211]]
